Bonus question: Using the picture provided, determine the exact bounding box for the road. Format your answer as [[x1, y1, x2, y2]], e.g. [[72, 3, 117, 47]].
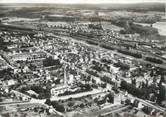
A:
[[0, 101, 30, 106], [0, 54, 15, 69], [51, 89, 106, 101], [101, 105, 130, 116], [135, 97, 166, 112]]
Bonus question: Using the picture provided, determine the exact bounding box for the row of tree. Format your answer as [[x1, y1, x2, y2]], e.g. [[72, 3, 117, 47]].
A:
[[43, 56, 61, 67], [20, 85, 51, 99], [118, 49, 142, 58], [58, 84, 92, 96], [113, 61, 130, 71], [100, 44, 115, 50], [145, 57, 163, 64], [120, 80, 166, 105]]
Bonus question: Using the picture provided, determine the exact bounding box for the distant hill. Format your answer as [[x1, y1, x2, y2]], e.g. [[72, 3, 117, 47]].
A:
[[0, 3, 165, 18], [0, 3, 165, 12]]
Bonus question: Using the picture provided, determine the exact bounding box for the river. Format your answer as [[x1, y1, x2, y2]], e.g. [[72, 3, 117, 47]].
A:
[[134, 21, 166, 36], [152, 21, 166, 36]]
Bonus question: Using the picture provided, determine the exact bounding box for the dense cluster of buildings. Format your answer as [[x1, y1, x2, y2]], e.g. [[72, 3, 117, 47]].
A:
[[0, 8, 166, 117]]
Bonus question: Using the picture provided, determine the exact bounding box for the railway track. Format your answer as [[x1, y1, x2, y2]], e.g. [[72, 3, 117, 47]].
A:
[[68, 34, 166, 69]]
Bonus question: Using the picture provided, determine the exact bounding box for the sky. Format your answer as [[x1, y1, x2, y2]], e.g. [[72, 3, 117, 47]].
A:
[[0, 0, 165, 4]]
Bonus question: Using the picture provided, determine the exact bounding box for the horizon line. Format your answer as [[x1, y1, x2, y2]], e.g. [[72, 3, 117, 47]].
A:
[[0, 0, 165, 4], [0, 2, 165, 4]]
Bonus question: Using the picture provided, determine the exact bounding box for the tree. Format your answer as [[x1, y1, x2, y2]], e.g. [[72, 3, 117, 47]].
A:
[[101, 83, 107, 88], [132, 99, 139, 107], [56, 104, 65, 112], [45, 99, 51, 106], [84, 84, 92, 91], [92, 78, 96, 84], [107, 92, 114, 104], [97, 99, 106, 106], [79, 103, 85, 108], [157, 85, 166, 104], [131, 79, 136, 85], [125, 99, 131, 105], [120, 80, 128, 89], [120, 80, 146, 98], [142, 106, 152, 115], [86, 75, 91, 83], [51, 101, 65, 112], [145, 57, 163, 64], [68, 102, 74, 107], [43, 56, 61, 67]]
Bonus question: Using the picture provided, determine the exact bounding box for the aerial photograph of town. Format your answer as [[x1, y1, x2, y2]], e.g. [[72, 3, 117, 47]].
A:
[[0, 0, 165, 117]]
